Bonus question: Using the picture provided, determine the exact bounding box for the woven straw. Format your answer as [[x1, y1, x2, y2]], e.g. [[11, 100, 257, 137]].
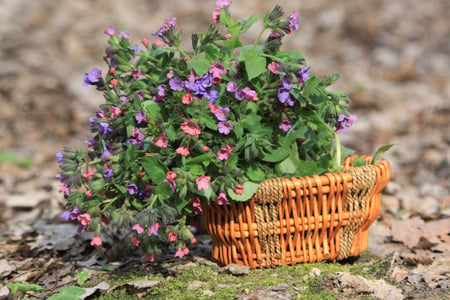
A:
[[202, 155, 391, 268]]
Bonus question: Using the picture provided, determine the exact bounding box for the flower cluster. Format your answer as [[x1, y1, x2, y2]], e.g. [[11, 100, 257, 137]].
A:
[[57, 1, 356, 260]]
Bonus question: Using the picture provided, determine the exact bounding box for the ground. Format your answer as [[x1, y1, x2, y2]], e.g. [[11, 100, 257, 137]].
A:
[[0, 0, 449, 299]]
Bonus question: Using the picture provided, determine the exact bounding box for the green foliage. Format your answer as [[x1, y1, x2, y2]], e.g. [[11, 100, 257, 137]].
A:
[[7, 282, 43, 294], [48, 286, 86, 300]]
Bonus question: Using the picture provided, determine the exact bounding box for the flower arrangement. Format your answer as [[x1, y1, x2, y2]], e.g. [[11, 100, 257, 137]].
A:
[[57, 0, 363, 260]]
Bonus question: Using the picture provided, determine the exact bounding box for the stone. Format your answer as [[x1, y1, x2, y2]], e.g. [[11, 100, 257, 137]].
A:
[[416, 196, 440, 220], [222, 264, 250, 276]]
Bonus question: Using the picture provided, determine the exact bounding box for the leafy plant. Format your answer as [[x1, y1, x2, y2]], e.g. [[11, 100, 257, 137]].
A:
[[57, 0, 361, 260]]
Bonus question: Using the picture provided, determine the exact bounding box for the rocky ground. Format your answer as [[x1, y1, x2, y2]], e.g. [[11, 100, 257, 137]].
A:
[[0, 0, 448, 299]]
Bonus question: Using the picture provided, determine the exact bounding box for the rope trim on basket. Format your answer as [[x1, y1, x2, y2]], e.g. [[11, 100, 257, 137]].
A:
[[337, 165, 377, 260], [254, 178, 283, 267]]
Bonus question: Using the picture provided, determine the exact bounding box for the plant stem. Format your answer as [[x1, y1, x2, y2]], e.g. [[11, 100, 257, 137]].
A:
[[335, 132, 341, 168]]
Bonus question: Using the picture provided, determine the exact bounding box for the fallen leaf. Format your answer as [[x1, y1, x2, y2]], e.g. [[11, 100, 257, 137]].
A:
[[79, 281, 110, 300], [0, 259, 16, 278]]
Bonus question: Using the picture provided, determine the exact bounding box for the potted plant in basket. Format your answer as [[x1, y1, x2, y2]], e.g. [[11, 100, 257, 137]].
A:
[[57, 0, 392, 267]]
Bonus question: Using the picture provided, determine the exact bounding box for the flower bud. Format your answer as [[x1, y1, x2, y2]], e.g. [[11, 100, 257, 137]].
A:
[[89, 178, 105, 193]]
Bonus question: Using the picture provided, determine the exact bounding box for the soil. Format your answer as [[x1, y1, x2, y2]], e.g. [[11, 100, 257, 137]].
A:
[[0, 0, 448, 299]]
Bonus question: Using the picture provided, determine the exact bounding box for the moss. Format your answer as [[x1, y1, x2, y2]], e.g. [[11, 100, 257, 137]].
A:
[[95, 253, 391, 299]]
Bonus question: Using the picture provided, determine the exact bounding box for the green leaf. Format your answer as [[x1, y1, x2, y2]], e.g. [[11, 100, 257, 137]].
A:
[[141, 156, 169, 184], [154, 182, 173, 200], [244, 162, 266, 181], [319, 72, 340, 87], [199, 113, 218, 130], [219, 8, 235, 27], [184, 153, 210, 165], [186, 57, 210, 76], [227, 181, 259, 201], [351, 157, 367, 168], [142, 100, 161, 118], [370, 144, 395, 164], [241, 14, 258, 33], [59, 286, 86, 297], [195, 186, 213, 200], [244, 48, 266, 80], [77, 271, 89, 286], [262, 144, 291, 163], [186, 163, 205, 177], [0, 152, 17, 163], [294, 160, 325, 177], [7, 282, 43, 294], [221, 25, 242, 50]]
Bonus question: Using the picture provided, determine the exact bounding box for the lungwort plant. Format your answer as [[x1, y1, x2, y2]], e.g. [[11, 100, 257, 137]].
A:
[[57, 0, 359, 260]]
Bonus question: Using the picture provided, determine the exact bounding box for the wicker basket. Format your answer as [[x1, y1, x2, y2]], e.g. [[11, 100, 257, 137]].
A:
[[202, 155, 391, 268]]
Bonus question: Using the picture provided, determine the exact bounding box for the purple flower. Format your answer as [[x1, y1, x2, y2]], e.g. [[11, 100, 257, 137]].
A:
[[153, 25, 165, 37], [216, 0, 232, 10], [132, 45, 141, 53], [206, 89, 220, 103], [288, 11, 299, 32], [56, 152, 63, 164], [135, 111, 147, 124], [277, 88, 291, 104], [104, 168, 113, 180], [132, 69, 142, 80], [234, 89, 245, 101], [119, 96, 127, 104], [226, 81, 238, 93], [138, 185, 152, 200], [83, 68, 102, 87], [148, 223, 160, 236], [279, 119, 292, 132], [165, 17, 178, 27], [169, 77, 185, 91], [127, 183, 139, 195], [280, 76, 293, 90], [118, 31, 130, 39], [336, 114, 358, 133], [104, 26, 115, 36], [98, 122, 113, 136], [298, 66, 311, 85], [84, 138, 97, 148], [198, 73, 214, 89], [218, 121, 233, 135], [157, 84, 166, 99], [102, 148, 112, 160], [214, 107, 229, 121]]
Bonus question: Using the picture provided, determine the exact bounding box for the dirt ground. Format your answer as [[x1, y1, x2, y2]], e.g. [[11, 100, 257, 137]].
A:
[[0, 0, 449, 298]]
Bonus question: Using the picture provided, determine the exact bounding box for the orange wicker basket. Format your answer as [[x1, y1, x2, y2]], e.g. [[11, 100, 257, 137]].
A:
[[202, 155, 391, 268]]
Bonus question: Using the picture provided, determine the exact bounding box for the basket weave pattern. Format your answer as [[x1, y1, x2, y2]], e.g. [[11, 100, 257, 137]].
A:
[[202, 155, 391, 268]]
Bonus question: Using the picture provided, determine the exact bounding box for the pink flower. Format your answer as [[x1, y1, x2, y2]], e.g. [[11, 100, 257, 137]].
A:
[[77, 213, 91, 226], [110, 106, 122, 118], [196, 174, 211, 191], [110, 79, 118, 86], [235, 184, 244, 194], [148, 223, 160, 236], [208, 103, 218, 114], [152, 133, 168, 148], [191, 237, 197, 244], [131, 237, 140, 246], [132, 223, 144, 234], [242, 87, 258, 101], [168, 232, 177, 242], [216, 0, 232, 10], [141, 38, 149, 47], [176, 146, 190, 156], [182, 92, 193, 104], [191, 196, 203, 215], [109, 67, 116, 74], [209, 62, 226, 80], [217, 144, 234, 161], [223, 33, 231, 39], [104, 26, 115, 36], [268, 62, 281, 74], [216, 192, 228, 205], [167, 171, 177, 179], [202, 146, 209, 152], [91, 235, 102, 246], [145, 253, 156, 262], [174, 246, 189, 258], [86, 189, 92, 198], [167, 69, 174, 79], [83, 167, 95, 178], [180, 120, 201, 137], [212, 10, 220, 24], [155, 39, 166, 46]]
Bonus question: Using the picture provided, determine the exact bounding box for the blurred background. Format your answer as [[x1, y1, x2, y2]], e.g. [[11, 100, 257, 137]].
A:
[[0, 0, 448, 223]]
